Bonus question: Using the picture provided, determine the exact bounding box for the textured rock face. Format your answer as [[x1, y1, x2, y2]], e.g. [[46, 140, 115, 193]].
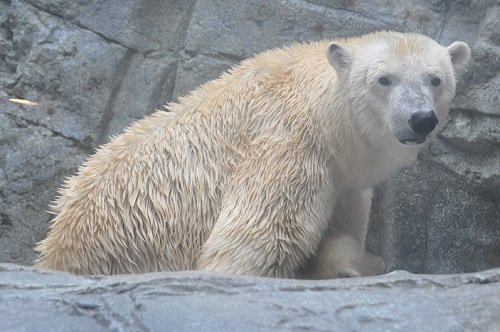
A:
[[0, 0, 499, 274], [1, 263, 500, 332]]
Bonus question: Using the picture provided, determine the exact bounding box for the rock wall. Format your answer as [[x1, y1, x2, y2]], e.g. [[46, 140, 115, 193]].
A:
[[1, 263, 500, 332], [1, 0, 499, 273]]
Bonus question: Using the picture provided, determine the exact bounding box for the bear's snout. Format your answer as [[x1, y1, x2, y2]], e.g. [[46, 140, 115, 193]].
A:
[[392, 109, 438, 146], [408, 110, 438, 136]]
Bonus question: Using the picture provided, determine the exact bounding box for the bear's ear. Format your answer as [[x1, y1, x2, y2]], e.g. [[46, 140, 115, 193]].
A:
[[326, 42, 352, 76], [447, 41, 471, 72]]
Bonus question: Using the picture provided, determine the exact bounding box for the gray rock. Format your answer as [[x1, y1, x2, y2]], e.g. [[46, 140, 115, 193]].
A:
[[0, 0, 499, 275], [173, 0, 398, 97], [1, 263, 500, 332], [0, 0, 193, 262], [368, 156, 500, 274]]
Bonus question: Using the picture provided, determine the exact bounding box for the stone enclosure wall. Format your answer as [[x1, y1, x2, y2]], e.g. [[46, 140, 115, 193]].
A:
[[0, 0, 499, 273]]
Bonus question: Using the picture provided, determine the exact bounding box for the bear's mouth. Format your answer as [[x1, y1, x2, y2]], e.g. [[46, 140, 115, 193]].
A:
[[399, 138, 425, 145]]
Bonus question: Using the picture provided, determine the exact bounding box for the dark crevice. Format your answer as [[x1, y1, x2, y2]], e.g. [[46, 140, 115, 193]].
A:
[[210, 51, 245, 63], [422, 209, 429, 273], [0, 212, 12, 227], [5, 112, 93, 154], [65, 295, 149, 331], [449, 107, 500, 120], [0, 5, 15, 77], [298, 0, 396, 26], [73, 22, 144, 54], [96, 50, 135, 144], [145, 64, 173, 113], [109, 0, 199, 112], [23, 1, 154, 56], [436, 0, 451, 41], [0, 19, 13, 41], [183, 49, 245, 64], [128, 292, 150, 332], [168, 0, 197, 102]]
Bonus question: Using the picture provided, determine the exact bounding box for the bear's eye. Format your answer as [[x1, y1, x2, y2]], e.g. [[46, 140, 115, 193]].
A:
[[431, 77, 441, 86], [378, 76, 392, 86]]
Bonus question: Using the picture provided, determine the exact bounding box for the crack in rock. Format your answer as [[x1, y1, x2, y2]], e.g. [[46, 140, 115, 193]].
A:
[[23, 1, 151, 55], [96, 49, 135, 145], [5, 111, 93, 153]]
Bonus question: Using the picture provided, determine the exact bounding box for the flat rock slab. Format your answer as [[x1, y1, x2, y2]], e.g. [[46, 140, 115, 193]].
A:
[[1, 263, 499, 332]]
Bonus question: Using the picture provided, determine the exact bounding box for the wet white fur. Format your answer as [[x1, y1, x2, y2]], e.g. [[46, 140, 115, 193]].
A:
[[35, 31, 470, 277]]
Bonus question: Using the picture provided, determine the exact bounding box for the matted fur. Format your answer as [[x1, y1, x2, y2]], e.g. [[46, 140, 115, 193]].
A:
[[35, 32, 470, 277]]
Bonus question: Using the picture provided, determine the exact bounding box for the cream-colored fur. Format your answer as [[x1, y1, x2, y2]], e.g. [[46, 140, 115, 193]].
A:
[[35, 31, 470, 277]]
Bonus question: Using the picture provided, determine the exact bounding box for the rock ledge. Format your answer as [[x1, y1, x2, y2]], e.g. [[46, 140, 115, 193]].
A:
[[1, 263, 499, 331]]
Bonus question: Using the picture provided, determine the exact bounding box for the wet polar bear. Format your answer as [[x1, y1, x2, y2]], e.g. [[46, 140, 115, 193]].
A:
[[35, 31, 470, 277]]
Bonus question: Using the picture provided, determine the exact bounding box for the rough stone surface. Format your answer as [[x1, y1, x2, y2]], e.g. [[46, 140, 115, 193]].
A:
[[0, 263, 499, 332], [0, 0, 499, 275]]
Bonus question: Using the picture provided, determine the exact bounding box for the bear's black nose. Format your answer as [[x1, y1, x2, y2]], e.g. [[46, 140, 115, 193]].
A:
[[409, 111, 438, 135]]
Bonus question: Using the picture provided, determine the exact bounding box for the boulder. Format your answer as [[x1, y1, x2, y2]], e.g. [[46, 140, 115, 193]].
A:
[[1, 263, 500, 332]]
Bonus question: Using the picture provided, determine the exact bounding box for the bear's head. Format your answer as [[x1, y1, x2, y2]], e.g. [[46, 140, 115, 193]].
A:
[[326, 32, 470, 148]]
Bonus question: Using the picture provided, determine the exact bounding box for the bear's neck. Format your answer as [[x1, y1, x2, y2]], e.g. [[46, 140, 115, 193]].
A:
[[300, 70, 419, 190]]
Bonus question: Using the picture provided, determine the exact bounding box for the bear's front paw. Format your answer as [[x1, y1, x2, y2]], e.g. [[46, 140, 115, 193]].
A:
[[307, 250, 386, 279], [337, 267, 362, 278], [335, 253, 385, 278], [361, 252, 386, 276]]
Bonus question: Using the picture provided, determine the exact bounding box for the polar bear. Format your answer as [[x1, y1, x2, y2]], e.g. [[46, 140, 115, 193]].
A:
[[35, 31, 470, 278]]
